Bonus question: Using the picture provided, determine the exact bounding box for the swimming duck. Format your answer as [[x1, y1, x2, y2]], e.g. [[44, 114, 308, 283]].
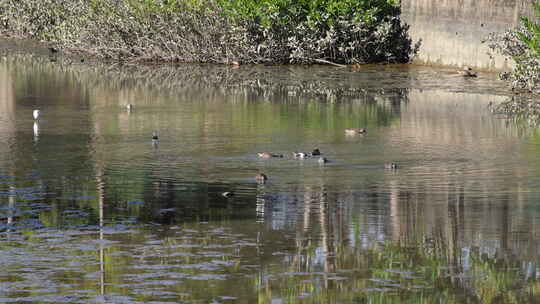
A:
[[33, 109, 40, 120], [318, 157, 328, 164], [257, 152, 283, 158], [222, 191, 234, 197], [459, 66, 477, 78], [126, 104, 133, 111], [255, 173, 268, 182], [384, 162, 398, 169], [345, 128, 366, 135], [293, 152, 308, 159], [152, 131, 159, 140], [310, 148, 321, 156]]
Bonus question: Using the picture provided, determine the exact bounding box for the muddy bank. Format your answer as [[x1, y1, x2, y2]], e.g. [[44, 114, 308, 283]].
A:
[[0, 38, 53, 57]]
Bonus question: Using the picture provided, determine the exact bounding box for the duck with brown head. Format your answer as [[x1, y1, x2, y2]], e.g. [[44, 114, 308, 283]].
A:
[[459, 66, 477, 78], [310, 148, 321, 156]]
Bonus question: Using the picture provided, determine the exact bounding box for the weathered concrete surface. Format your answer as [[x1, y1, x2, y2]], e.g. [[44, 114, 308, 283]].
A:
[[401, 0, 534, 71]]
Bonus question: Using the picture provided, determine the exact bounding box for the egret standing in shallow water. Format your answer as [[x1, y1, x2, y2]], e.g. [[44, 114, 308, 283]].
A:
[[33, 122, 39, 141], [33, 110, 40, 143]]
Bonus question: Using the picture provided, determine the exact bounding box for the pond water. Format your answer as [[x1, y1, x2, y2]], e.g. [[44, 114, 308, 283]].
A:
[[0, 54, 539, 303]]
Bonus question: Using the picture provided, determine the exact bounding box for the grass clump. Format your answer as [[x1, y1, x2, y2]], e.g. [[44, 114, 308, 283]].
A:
[[0, 0, 418, 65]]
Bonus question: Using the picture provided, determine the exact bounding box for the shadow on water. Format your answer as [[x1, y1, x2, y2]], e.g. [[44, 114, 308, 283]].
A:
[[0, 55, 539, 303]]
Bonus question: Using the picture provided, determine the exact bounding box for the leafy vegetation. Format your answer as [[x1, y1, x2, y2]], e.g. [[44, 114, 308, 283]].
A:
[[517, 1, 540, 57], [486, 1, 540, 93], [0, 0, 418, 64], [485, 1, 540, 124]]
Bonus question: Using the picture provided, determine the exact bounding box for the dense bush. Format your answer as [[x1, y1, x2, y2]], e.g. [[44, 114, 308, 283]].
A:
[[217, 0, 399, 26], [0, 0, 418, 64], [485, 2, 540, 125]]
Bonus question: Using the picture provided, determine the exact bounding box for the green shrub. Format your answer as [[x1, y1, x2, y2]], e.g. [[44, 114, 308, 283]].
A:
[[517, 1, 540, 56], [217, 0, 399, 26]]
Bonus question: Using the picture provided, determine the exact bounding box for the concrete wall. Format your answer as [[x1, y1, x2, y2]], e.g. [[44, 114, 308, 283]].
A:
[[401, 0, 534, 71]]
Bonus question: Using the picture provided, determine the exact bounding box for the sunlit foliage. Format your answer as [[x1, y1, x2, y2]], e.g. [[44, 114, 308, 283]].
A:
[[0, 0, 418, 64]]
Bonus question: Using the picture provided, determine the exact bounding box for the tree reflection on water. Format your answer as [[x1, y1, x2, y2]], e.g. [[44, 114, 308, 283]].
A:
[[0, 55, 537, 303]]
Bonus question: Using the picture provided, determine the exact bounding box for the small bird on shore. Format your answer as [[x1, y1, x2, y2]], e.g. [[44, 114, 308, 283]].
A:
[[255, 173, 268, 183], [345, 128, 366, 135], [33, 109, 40, 120], [318, 157, 328, 164], [126, 104, 133, 111]]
